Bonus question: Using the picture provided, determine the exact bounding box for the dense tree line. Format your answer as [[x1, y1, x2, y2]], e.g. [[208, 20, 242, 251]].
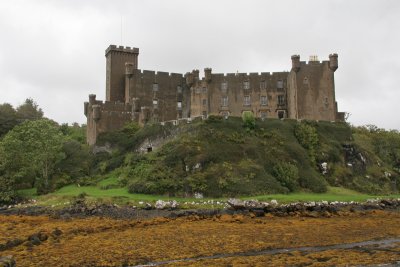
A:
[[0, 99, 91, 204]]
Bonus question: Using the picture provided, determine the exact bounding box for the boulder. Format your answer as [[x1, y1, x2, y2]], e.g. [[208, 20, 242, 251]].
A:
[[0, 256, 16, 267], [227, 198, 246, 210], [155, 200, 179, 210]]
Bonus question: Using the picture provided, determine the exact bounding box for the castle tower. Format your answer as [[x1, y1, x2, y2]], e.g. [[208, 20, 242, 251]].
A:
[[291, 55, 301, 72], [105, 45, 139, 102], [287, 53, 342, 122]]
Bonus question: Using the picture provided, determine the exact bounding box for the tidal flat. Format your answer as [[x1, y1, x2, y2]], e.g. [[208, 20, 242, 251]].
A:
[[1, 210, 400, 266]]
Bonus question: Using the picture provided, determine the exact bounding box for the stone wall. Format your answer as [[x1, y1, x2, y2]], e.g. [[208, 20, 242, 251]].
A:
[[85, 45, 344, 145], [190, 70, 289, 119]]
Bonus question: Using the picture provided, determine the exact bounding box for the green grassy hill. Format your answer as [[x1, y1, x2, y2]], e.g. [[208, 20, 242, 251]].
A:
[[93, 116, 399, 198]]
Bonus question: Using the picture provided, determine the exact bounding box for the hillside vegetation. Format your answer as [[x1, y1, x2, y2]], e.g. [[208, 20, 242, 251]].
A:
[[95, 116, 400, 198], [1, 99, 399, 203]]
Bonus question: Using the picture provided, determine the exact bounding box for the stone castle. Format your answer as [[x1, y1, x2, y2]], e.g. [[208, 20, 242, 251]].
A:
[[84, 45, 344, 145]]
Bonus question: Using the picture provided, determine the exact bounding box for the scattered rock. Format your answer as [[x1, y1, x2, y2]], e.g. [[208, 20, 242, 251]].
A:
[[155, 200, 179, 210], [227, 198, 246, 210], [0, 255, 16, 267]]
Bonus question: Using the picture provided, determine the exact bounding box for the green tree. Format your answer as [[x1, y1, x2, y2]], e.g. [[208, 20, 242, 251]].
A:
[[0, 119, 64, 194], [16, 98, 43, 121], [0, 103, 18, 137]]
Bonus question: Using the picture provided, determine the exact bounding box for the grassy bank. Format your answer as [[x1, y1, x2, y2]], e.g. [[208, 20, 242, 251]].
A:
[[18, 184, 400, 208]]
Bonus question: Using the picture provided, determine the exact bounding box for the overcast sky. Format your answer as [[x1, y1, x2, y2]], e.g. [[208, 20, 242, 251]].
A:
[[1, 0, 399, 130]]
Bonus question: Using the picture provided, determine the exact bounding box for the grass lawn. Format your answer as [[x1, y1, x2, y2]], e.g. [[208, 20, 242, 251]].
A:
[[247, 187, 400, 203], [17, 183, 400, 208]]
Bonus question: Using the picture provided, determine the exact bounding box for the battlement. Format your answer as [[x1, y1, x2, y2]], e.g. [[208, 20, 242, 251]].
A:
[[208, 71, 289, 80], [132, 69, 184, 79], [105, 44, 139, 56]]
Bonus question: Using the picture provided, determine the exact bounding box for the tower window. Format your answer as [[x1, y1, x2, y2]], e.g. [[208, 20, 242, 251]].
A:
[[177, 101, 182, 110], [153, 99, 158, 108], [221, 82, 228, 93], [177, 85, 182, 94], [260, 96, 267, 106], [243, 81, 250, 90], [153, 83, 159, 92], [195, 87, 201, 94], [202, 99, 207, 106], [202, 87, 207, 93], [244, 95, 251, 106], [278, 95, 285, 105], [260, 81, 267, 90], [277, 80, 284, 89], [221, 96, 228, 107]]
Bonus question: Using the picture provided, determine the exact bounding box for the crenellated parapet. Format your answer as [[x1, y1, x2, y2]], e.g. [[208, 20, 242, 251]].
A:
[[105, 45, 139, 56]]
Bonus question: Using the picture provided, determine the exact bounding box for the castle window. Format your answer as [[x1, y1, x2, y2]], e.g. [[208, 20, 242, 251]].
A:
[[260, 81, 267, 90], [243, 81, 250, 90], [202, 87, 207, 93], [195, 87, 201, 94], [260, 96, 267, 106], [244, 95, 251, 106], [278, 110, 285, 119], [278, 95, 285, 106], [177, 101, 182, 110], [221, 82, 228, 93], [202, 99, 207, 106], [277, 80, 283, 89], [221, 96, 228, 107], [153, 99, 158, 108], [260, 111, 267, 120], [153, 83, 159, 92], [177, 86, 182, 94]]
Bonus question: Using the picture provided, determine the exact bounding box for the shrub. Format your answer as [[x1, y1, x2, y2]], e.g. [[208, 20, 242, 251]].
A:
[[272, 162, 299, 192], [242, 111, 256, 130], [0, 176, 16, 204], [294, 122, 319, 163]]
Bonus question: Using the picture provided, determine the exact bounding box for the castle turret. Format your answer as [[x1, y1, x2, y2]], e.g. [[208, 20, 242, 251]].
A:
[[291, 55, 301, 72], [204, 68, 212, 82], [192, 69, 199, 82], [105, 45, 139, 102], [329, 53, 338, 72], [185, 72, 194, 86], [89, 94, 96, 104]]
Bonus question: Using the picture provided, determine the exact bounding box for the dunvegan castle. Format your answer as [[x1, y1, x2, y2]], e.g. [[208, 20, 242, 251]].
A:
[[85, 45, 344, 145]]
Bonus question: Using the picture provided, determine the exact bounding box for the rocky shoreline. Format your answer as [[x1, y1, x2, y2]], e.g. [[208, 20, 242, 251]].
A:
[[1, 198, 400, 220]]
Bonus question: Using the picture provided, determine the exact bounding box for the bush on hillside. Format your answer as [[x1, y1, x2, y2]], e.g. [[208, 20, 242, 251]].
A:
[[273, 162, 299, 192]]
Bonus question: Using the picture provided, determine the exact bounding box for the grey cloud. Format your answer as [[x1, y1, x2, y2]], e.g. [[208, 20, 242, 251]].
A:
[[0, 0, 399, 129]]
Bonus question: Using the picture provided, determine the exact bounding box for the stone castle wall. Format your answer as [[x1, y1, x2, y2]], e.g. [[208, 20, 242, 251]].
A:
[[85, 45, 343, 145]]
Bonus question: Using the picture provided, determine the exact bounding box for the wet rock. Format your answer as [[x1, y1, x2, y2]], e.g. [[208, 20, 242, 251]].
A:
[[28, 235, 41, 246], [251, 209, 265, 217], [51, 228, 63, 238], [270, 199, 278, 205], [0, 255, 16, 267], [227, 198, 246, 210], [144, 203, 153, 210], [155, 200, 179, 210]]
